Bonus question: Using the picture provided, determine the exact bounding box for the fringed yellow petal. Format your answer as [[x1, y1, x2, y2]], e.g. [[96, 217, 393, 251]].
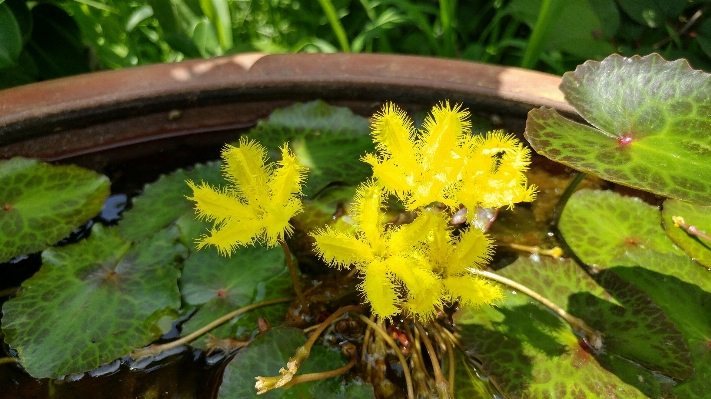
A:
[[185, 180, 249, 224], [261, 199, 302, 247], [385, 211, 439, 254], [470, 130, 519, 157], [364, 154, 412, 195], [424, 215, 454, 268], [443, 274, 503, 307], [404, 279, 445, 321], [453, 227, 493, 271], [221, 138, 271, 204], [371, 102, 415, 159], [352, 180, 385, 245], [311, 227, 373, 269], [195, 217, 263, 256], [359, 260, 400, 320], [420, 101, 470, 168], [268, 143, 308, 206]]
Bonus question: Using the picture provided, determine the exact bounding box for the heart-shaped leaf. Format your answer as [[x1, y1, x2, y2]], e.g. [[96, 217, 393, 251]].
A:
[[610, 251, 711, 397], [246, 100, 374, 197], [525, 54, 711, 205], [179, 245, 292, 348], [496, 256, 691, 393], [454, 284, 647, 398], [217, 326, 374, 398], [0, 157, 110, 263], [661, 199, 711, 267], [558, 189, 682, 267], [1, 224, 184, 378], [119, 161, 221, 242]]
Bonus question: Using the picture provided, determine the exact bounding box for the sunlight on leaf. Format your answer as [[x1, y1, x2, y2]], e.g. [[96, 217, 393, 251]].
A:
[[662, 199, 711, 268], [525, 54, 711, 205], [559, 189, 683, 267], [0, 157, 110, 263]]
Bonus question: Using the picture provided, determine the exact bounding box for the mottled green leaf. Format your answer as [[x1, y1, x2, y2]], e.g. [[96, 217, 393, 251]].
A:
[[525, 54, 711, 205], [497, 257, 691, 393], [119, 161, 221, 242], [1, 225, 183, 378], [610, 251, 711, 398], [559, 189, 682, 267], [455, 286, 647, 399], [217, 327, 373, 399], [179, 245, 292, 348], [247, 100, 374, 197], [662, 199, 711, 267], [0, 157, 110, 263]]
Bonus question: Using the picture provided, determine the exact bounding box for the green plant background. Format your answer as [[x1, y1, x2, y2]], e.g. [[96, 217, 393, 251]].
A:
[[2, 0, 711, 89]]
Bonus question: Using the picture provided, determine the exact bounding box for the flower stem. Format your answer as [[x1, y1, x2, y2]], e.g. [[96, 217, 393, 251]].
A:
[[472, 269, 603, 351], [501, 242, 563, 258], [0, 287, 19, 297], [0, 357, 19, 366], [130, 297, 293, 359], [357, 314, 415, 399], [282, 348, 358, 387], [279, 240, 308, 309], [672, 216, 711, 242], [415, 322, 451, 399]]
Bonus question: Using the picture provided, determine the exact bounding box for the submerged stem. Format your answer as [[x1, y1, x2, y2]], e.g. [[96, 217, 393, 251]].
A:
[[279, 240, 308, 309], [357, 314, 415, 399], [472, 269, 603, 351], [415, 322, 451, 399], [130, 297, 293, 359]]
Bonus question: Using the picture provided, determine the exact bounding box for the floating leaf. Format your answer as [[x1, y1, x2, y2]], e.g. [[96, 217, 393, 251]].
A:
[[179, 245, 292, 348], [119, 161, 221, 242], [1, 225, 184, 378], [455, 286, 647, 398], [0, 157, 110, 263], [662, 199, 711, 267], [496, 257, 690, 393], [610, 251, 711, 398], [447, 352, 498, 398], [217, 327, 373, 399], [525, 54, 711, 205], [559, 189, 682, 267], [247, 100, 374, 197]]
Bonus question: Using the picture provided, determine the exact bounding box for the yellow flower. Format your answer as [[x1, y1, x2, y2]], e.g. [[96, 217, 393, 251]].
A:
[[311, 181, 502, 321], [186, 138, 308, 255], [363, 102, 536, 220]]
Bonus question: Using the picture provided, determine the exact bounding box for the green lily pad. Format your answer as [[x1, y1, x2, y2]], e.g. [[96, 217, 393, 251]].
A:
[[217, 326, 374, 399], [609, 251, 711, 398], [179, 245, 292, 348], [525, 54, 711, 205], [246, 100, 374, 197], [662, 199, 711, 267], [119, 161, 221, 242], [1, 224, 183, 378], [0, 157, 110, 263], [559, 189, 682, 267], [496, 257, 691, 392], [455, 285, 647, 398]]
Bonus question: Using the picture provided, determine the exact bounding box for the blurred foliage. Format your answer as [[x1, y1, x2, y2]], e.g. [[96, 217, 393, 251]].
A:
[[2, 0, 711, 88]]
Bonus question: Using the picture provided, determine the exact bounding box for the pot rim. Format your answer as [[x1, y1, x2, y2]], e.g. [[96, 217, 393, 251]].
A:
[[0, 53, 573, 159]]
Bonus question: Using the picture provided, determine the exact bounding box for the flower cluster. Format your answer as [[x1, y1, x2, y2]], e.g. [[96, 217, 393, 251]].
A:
[[311, 180, 503, 320], [186, 138, 308, 254], [312, 102, 536, 320], [362, 102, 536, 219]]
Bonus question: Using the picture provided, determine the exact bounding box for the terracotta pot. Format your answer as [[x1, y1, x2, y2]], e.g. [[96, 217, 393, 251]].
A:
[[0, 53, 570, 162]]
